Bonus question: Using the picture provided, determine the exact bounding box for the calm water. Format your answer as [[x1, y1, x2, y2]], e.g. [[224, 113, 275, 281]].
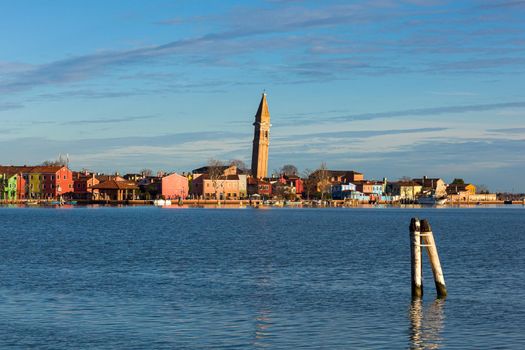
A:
[[0, 206, 524, 349]]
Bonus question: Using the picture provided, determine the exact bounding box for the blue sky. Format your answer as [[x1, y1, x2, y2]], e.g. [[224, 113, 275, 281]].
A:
[[0, 0, 524, 191]]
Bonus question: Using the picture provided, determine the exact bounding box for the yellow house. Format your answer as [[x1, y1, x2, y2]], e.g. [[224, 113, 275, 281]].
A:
[[29, 173, 42, 198], [388, 181, 423, 200], [446, 183, 477, 202], [447, 183, 476, 195]]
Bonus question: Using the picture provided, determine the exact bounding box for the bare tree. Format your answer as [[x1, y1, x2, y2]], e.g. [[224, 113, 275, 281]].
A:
[[229, 159, 247, 173], [302, 168, 315, 200], [272, 182, 286, 200], [399, 176, 411, 182], [141, 168, 153, 177], [41, 154, 68, 167], [208, 158, 224, 200], [451, 178, 465, 185], [315, 162, 331, 200], [477, 184, 490, 194], [281, 164, 298, 176]]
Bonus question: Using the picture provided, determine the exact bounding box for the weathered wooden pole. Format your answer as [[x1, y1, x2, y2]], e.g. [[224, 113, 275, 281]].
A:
[[410, 218, 423, 298], [420, 219, 447, 298]]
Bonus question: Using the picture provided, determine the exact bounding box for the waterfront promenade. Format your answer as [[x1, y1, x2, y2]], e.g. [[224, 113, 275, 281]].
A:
[[1, 198, 523, 208]]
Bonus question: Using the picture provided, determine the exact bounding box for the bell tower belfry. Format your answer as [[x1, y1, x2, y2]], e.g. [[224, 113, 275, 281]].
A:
[[251, 93, 271, 179]]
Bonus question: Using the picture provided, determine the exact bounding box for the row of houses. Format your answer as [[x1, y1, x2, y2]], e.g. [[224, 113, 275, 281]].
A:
[[0, 166, 74, 200], [0, 165, 189, 201], [1, 164, 495, 202], [328, 173, 496, 202]]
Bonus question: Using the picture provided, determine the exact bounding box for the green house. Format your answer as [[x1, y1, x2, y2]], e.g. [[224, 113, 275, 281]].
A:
[[0, 173, 18, 200]]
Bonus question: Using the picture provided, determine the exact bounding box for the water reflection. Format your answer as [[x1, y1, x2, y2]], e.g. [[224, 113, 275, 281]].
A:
[[254, 309, 273, 347], [409, 298, 445, 349], [252, 262, 275, 348]]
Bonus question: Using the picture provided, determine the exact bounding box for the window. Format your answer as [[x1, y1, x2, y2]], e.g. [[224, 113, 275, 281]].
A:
[[64, 175, 66, 180]]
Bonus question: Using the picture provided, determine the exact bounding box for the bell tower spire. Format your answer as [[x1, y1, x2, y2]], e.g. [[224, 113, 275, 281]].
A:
[[251, 92, 271, 179]]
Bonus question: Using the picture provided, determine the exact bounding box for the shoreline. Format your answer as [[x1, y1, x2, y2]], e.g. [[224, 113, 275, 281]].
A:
[[0, 198, 524, 208]]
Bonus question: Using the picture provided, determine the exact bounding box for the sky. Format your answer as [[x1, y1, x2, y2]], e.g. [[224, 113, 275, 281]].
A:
[[0, 0, 524, 192]]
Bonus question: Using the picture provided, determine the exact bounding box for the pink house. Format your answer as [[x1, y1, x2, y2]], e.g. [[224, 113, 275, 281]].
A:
[[160, 173, 189, 199]]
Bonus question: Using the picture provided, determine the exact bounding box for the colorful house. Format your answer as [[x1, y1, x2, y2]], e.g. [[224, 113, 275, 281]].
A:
[[191, 173, 244, 199], [159, 173, 189, 199], [0, 165, 74, 199], [413, 176, 447, 197], [30, 166, 74, 199], [278, 174, 303, 198], [0, 172, 19, 200], [387, 181, 423, 200], [90, 180, 139, 201], [0, 166, 31, 199], [331, 183, 357, 199], [191, 165, 247, 200], [27, 171, 42, 199], [310, 169, 364, 195], [447, 183, 476, 195], [73, 172, 100, 199], [247, 177, 272, 198], [446, 183, 477, 202]]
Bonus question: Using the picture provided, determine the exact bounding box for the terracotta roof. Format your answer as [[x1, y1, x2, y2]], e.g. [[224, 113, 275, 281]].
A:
[[96, 175, 125, 182], [446, 183, 474, 193], [413, 178, 443, 188], [393, 181, 422, 186], [0, 165, 35, 174], [91, 180, 139, 190], [30, 166, 65, 173], [1, 165, 70, 175], [0, 166, 27, 175], [198, 174, 241, 181]]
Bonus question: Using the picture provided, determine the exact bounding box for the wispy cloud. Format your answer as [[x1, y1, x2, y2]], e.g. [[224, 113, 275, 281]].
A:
[[282, 101, 525, 125], [60, 115, 158, 125], [278, 127, 448, 139], [0, 102, 23, 112], [0, 0, 522, 96], [487, 127, 525, 134]]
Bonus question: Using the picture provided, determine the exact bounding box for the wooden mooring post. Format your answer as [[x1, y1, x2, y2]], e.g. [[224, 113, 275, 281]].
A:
[[410, 218, 423, 298], [420, 219, 447, 298], [410, 217, 447, 299]]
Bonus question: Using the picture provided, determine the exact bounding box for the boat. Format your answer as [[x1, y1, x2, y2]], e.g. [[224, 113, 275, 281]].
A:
[[154, 199, 172, 206], [417, 195, 447, 205]]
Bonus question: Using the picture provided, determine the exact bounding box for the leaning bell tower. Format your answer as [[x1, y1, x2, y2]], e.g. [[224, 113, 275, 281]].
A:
[[251, 92, 271, 179]]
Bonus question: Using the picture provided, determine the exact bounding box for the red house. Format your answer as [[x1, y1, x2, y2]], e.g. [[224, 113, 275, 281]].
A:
[[247, 177, 272, 198], [31, 166, 74, 199], [279, 174, 304, 197], [73, 172, 100, 199], [160, 173, 189, 199]]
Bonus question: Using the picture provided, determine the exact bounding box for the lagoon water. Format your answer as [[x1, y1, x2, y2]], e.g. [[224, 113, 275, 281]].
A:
[[0, 206, 524, 349]]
